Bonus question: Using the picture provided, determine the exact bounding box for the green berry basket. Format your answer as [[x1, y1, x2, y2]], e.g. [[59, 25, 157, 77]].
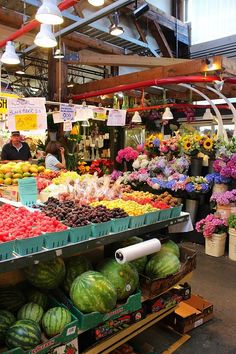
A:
[[0, 240, 15, 260], [111, 216, 131, 233], [129, 214, 146, 229], [170, 204, 183, 218], [43, 229, 70, 249], [158, 208, 172, 221], [91, 220, 112, 238], [15, 235, 44, 256], [69, 224, 93, 243], [144, 210, 161, 225]]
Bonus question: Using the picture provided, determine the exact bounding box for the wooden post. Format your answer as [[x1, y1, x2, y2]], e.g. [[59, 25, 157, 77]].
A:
[[48, 51, 68, 102]]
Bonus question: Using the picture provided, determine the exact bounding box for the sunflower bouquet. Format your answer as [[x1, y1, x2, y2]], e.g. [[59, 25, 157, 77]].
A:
[[200, 135, 217, 157], [144, 133, 163, 156], [179, 133, 202, 156]]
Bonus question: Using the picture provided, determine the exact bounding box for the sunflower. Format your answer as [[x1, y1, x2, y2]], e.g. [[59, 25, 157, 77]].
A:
[[183, 140, 192, 150], [181, 136, 190, 143], [203, 138, 213, 150], [194, 134, 201, 142]]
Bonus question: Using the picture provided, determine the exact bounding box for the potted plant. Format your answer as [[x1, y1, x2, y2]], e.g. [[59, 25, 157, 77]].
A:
[[210, 190, 236, 218], [227, 215, 236, 261], [196, 214, 228, 257]]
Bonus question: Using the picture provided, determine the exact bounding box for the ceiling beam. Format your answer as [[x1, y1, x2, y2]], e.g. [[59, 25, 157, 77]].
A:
[[71, 56, 224, 94], [149, 20, 173, 58], [133, 19, 147, 43], [65, 50, 189, 67]]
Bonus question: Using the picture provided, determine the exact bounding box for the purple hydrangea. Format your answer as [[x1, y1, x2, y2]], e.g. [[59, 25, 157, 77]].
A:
[[185, 182, 195, 193]]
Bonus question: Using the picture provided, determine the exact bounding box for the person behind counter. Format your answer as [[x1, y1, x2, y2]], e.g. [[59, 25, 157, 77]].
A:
[[45, 141, 66, 171], [1, 131, 32, 161]]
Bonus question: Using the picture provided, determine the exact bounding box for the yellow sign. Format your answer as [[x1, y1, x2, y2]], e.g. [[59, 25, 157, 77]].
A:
[[0, 92, 18, 114], [15, 114, 37, 131]]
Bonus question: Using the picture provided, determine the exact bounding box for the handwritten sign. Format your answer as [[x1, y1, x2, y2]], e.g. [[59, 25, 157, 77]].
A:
[[74, 107, 94, 122], [63, 120, 72, 132], [0, 92, 18, 114], [60, 103, 75, 121], [107, 109, 127, 126], [7, 97, 47, 131], [93, 108, 107, 121]]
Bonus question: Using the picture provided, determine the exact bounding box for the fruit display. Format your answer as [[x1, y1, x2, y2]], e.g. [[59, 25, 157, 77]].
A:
[[0, 204, 67, 242], [91, 199, 157, 216], [158, 240, 180, 258], [145, 252, 181, 279], [0, 288, 25, 313], [42, 307, 72, 337], [153, 191, 180, 207], [70, 271, 117, 314], [0, 310, 16, 343], [24, 258, 66, 290], [52, 171, 79, 185], [27, 289, 48, 310], [97, 259, 139, 301], [0, 162, 45, 185], [64, 256, 93, 293], [17, 303, 44, 323], [5, 319, 41, 350]]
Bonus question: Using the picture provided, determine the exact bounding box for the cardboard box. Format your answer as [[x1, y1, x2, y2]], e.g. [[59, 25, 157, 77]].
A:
[[0, 185, 19, 202], [165, 294, 213, 333], [48, 338, 79, 354]]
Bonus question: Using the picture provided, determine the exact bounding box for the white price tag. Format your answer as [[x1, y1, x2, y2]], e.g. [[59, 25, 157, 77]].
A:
[[66, 326, 76, 336], [63, 120, 72, 132], [60, 103, 75, 121], [107, 109, 126, 126]]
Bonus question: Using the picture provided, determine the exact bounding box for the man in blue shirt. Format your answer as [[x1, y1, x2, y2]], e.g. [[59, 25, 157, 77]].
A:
[[1, 131, 32, 161]]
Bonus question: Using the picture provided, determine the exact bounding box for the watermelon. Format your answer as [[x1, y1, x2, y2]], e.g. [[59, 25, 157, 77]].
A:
[[64, 256, 92, 293], [70, 271, 117, 314], [6, 319, 41, 350], [0, 310, 16, 343], [145, 252, 181, 279], [97, 259, 139, 300], [17, 303, 44, 323], [158, 240, 180, 258], [27, 289, 48, 310], [24, 258, 66, 290], [42, 307, 71, 338], [0, 288, 25, 313]]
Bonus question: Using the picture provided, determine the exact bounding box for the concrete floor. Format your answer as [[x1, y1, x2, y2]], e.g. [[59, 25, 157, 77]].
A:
[[133, 243, 236, 354]]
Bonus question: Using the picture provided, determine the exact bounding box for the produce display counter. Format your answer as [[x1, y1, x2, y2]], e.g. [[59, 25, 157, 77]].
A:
[[0, 213, 189, 274]]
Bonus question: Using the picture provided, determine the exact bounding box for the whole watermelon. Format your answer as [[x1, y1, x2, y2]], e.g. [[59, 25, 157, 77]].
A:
[[42, 307, 71, 337], [6, 319, 41, 350], [70, 271, 117, 314], [0, 288, 25, 313], [97, 259, 139, 301], [17, 303, 44, 323], [0, 310, 16, 343], [158, 240, 180, 258], [64, 256, 92, 293], [27, 289, 48, 310], [145, 252, 181, 279], [120, 237, 147, 273], [24, 258, 65, 290]]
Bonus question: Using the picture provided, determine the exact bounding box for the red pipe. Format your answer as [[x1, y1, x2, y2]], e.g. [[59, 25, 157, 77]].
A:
[[72, 75, 220, 100], [0, 0, 78, 48], [127, 103, 230, 113]]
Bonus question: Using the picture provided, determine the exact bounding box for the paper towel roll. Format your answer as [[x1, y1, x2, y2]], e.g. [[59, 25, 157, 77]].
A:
[[115, 238, 161, 264]]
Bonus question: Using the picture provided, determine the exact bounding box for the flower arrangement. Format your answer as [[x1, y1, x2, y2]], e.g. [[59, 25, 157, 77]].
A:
[[205, 173, 231, 185], [210, 190, 236, 205], [179, 133, 202, 156], [200, 135, 217, 157], [116, 147, 139, 163], [77, 161, 90, 175], [196, 214, 227, 238], [159, 136, 180, 156], [215, 137, 236, 159], [185, 176, 210, 193], [144, 133, 163, 156], [67, 124, 82, 144], [132, 154, 150, 170], [213, 154, 236, 179], [89, 159, 113, 177]]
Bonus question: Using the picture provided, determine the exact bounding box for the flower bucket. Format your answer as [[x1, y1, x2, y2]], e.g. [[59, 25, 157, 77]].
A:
[[229, 228, 236, 261], [208, 159, 215, 174], [189, 157, 203, 177], [213, 184, 228, 193], [185, 199, 198, 224], [205, 233, 227, 257], [216, 203, 236, 219]]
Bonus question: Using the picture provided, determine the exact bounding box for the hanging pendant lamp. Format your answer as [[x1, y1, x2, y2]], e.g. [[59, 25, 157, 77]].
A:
[[35, 0, 64, 25], [34, 24, 57, 48], [0, 41, 20, 65]]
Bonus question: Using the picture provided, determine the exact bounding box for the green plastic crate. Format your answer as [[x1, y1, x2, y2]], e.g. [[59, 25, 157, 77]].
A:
[[91, 220, 112, 238], [170, 204, 183, 218], [144, 210, 161, 225], [44, 229, 70, 249], [14, 236, 44, 256], [0, 240, 15, 260], [111, 217, 130, 233], [69, 224, 92, 243], [158, 208, 172, 221], [129, 214, 146, 229], [54, 289, 142, 331], [2, 297, 78, 354]]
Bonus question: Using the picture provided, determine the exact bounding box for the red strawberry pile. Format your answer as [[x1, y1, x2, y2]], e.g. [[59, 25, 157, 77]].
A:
[[36, 177, 52, 192], [151, 200, 170, 209], [0, 204, 67, 242]]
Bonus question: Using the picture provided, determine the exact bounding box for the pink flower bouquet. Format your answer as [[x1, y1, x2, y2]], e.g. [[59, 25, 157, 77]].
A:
[[196, 214, 227, 238]]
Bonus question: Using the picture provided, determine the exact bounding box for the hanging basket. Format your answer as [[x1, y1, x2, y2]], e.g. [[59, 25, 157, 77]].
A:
[[229, 228, 236, 261], [205, 233, 227, 257], [189, 157, 203, 177]]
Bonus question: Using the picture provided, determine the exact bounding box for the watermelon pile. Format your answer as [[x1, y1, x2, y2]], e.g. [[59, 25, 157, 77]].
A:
[[145, 240, 181, 279]]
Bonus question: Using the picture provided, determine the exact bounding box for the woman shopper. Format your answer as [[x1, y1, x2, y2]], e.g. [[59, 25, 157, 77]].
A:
[[45, 141, 66, 171]]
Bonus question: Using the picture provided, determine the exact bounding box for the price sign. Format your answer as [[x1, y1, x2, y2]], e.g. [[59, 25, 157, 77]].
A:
[[0, 93, 18, 114], [60, 103, 75, 121], [63, 120, 72, 131], [107, 109, 127, 126], [93, 108, 107, 121], [15, 114, 37, 130]]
